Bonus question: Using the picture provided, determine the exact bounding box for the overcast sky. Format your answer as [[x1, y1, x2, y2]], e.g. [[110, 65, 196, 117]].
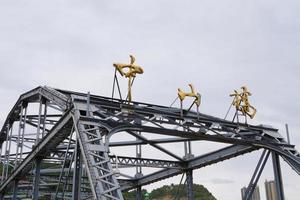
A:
[[0, 1, 300, 200]]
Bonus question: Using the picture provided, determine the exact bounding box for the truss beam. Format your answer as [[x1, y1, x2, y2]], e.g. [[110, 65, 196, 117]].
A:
[[0, 111, 73, 193], [0, 86, 299, 200]]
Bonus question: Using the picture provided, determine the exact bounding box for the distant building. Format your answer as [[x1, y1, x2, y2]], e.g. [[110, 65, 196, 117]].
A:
[[265, 180, 277, 200], [252, 187, 261, 200], [241, 186, 261, 200], [241, 187, 247, 199]]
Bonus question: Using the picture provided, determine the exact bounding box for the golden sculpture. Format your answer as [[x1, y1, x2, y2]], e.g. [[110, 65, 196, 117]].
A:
[[178, 84, 201, 108], [230, 86, 257, 119], [113, 55, 144, 102]]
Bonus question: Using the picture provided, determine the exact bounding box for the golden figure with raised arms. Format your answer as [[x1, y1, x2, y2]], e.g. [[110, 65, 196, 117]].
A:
[[113, 55, 144, 102], [230, 86, 256, 119]]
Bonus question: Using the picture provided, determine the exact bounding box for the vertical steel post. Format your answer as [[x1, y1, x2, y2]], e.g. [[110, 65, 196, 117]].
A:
[[112, 68, 117, 100], [272, 152, 285, 200], [0, 145, 2, 187], [136, 138, 142, 175], [188, 141, 192, 155], [186, 170, 194, 200], [32, 158, 42, 200], [183, 125, 188, 160], [19, 105, 27, 160], [135, 118, 143, 200], [32, 98, 43, 199], [4, 123, 13, 179], [72, 139, 82, 200], [285, 124, 290, 144], [184, 126, 193, 160], [184, 141, 188, 157], [14, 104, 24, 168], [36, 97, 43, 144], [0, 142, 2, 169], [87, 92, 90, 117], [42, 99, 47, 138], [136, 187, 142, 200], [12, 180, 18, 200], [180, 101, 183, 117], [1, 124, 11, 183]]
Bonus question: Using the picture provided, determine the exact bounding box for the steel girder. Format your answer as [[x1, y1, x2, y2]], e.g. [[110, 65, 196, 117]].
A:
[[120, 144, 256, 191], [0, 86, 299, 200]]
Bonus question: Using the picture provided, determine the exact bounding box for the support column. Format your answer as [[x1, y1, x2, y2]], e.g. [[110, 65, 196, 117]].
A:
[[272, 152, 285, 200], [12, 180, 18, 200], [186, 170, 194, 200], [135, 118, 143, 200], [183, 126, 194, 160], [136, 187, 142, 200], [285, 124, 290, 144], [1, 123, 11, 183], [41, 99, 48, 138], [32, 158, 42, 200], [15, 104, 24, 168], [19, 103, 28, 162], [72, 139, 82, 200], [36, 98, 43, 144]]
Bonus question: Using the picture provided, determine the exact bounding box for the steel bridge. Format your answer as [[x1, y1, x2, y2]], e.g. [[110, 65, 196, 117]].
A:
[[0, 86, 299, 200]]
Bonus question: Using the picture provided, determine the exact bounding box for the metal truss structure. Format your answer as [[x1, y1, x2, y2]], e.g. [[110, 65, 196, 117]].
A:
[[0, 86, 299, 200]]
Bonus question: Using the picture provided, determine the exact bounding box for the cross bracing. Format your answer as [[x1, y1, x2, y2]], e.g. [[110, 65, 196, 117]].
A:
[[0, 86, 298, 200]]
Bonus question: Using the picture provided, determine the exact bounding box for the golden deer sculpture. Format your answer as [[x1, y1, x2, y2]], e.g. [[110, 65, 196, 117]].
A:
[[178, 84, 201, 108]]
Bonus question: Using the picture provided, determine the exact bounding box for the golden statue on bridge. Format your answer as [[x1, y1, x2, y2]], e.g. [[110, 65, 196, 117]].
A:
[[113, 55, 144, 102], [178, 84, 201, 118], [230, 86, 257, 119], [178, 84, 201, 108]]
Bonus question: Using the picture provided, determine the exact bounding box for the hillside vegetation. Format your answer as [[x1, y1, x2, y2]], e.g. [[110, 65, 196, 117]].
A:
[[124, 184, 217, 200]]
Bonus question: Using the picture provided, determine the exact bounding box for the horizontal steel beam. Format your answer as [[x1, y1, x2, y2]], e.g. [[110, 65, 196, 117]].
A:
[[111, 155, 182, 169], [82, 117, 280, 148], [109, 138, 201, 147], [68, 92, 278, 133]]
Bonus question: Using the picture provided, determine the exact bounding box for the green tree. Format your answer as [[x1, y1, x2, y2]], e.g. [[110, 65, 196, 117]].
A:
[[149, 184, 216, 200]]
